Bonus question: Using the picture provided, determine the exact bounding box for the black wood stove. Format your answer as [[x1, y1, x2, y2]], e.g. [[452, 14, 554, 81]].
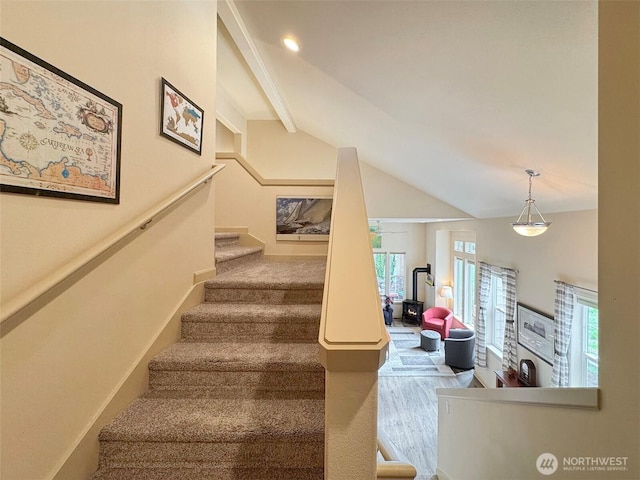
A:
[[401, 266, 430, 324]]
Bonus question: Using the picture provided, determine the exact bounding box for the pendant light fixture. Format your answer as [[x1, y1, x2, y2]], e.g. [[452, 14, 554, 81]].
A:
[[511, 169, 551, 237]]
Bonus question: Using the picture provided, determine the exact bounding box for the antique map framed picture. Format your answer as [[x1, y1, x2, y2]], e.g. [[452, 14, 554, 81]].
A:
[[0, 38, 122, 203], [160, 78, 204, 155]]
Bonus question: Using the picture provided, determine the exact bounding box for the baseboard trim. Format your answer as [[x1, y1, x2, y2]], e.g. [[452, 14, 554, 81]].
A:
[[194, 267, 216, 283], [53, 282, 206, 480], [474, 372, 489, 388], [436, 467, 453, 480]]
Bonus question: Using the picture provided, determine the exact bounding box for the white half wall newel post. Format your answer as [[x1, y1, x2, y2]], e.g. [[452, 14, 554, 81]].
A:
[[319, 147, 389, 478]]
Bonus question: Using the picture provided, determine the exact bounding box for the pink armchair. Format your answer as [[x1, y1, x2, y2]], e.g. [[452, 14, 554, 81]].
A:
[[421, 307, 454, 340]]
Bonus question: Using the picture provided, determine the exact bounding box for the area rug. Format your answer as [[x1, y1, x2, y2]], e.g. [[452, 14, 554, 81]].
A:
[[379, 327, 455, 377]]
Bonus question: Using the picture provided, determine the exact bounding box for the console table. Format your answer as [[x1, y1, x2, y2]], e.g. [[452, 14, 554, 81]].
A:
[[494, 370, 532, 388]]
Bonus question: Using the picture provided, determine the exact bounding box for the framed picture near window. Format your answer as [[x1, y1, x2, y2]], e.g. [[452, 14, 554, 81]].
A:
[[517, 303, 554, 365], [160, 78, 204, 155]]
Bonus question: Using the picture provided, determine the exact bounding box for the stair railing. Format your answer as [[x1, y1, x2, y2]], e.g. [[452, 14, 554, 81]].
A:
[[319, 147, 390, 478], [216, 152, 334, 186], [376, 429, 418, 479], [1, 164, 225, 333]]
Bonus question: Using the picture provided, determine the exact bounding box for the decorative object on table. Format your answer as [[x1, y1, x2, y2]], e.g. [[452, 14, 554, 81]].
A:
[[511, 169, 551, 236], [0, 37, 122, 204], [160, 78, 204, 155], [517, 303, 554, 365], [275, 196, 332, 241], [507, 366, 517, 378], [518, 359, 537, 386], [444, 328, 476, 370], [421, 306, 454, 340]]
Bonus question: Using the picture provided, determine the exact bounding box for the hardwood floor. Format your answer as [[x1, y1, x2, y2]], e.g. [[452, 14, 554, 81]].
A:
[[377, 323, 482, 480]]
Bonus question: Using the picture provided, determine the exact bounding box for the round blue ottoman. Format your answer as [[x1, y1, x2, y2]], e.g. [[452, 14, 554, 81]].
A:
[[420, 329, 441, 351]]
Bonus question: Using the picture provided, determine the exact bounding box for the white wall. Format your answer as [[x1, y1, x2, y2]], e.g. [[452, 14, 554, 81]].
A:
[[372, 222, 428, 313], [361, 161, 472, 221], [0, 2, 218, 479]]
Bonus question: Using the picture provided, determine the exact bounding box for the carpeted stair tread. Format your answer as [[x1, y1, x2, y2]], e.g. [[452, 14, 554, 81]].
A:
[[99, 397, 324, 443], [215, 245, 264, 262], [91, 465, 323, 480], [215, 232, 240, 240], [143, 388, 325, 400], [214, 233, 241, 249], [207, 258, 326, 289], [181, 303, 322, 323], [149, 342, 323, 371]]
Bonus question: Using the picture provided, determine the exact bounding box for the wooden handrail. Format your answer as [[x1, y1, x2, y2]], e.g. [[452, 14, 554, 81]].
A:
[[377, 429, 418, 479], [1, 165, 225, 329]]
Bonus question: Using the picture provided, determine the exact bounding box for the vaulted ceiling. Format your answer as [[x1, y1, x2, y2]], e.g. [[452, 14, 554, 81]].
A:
[[217, 0, 598, 220]]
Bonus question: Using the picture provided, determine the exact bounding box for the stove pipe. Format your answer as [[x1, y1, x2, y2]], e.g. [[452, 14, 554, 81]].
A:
[[412, 265, 431, 301]]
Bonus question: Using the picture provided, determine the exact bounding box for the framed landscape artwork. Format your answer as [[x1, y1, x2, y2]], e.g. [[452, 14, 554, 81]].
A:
[[517, 302, 555, 365], [160, 78, 204, 155], [0, 37, 122, 203], [276, 196, 332, 241]]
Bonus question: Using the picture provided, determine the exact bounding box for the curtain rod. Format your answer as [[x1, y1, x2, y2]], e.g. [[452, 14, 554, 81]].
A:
[[554, 280, 598, 294], [479, 261, 519, 273]]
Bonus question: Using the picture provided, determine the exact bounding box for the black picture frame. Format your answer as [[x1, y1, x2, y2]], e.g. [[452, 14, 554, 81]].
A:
[[0, 37, 122, 204], [517, 302, 555, 365], [160, 78, 204, 155]]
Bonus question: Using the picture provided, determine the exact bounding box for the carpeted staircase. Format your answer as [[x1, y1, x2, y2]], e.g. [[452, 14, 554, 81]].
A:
[[91, 233, 326, 479], [214, 232, 264, 274]]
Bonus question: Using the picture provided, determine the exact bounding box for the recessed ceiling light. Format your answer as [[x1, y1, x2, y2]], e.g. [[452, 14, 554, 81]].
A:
[[283, 36, 300, 52]]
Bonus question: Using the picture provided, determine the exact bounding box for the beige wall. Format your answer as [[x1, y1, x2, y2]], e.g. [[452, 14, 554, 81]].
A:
[[215, 120, 333, 255], [0, 2, 218, 479], [216, 120, 472, 258], [427, 209, 597, 388], [247, 120, 337, 179], [216, 119, 237, 153], [214, 157, 333, 256], [436, 2, 639, 478]]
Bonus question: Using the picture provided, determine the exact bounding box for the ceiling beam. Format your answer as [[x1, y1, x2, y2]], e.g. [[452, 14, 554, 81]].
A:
[[218, 0, 297, 133]]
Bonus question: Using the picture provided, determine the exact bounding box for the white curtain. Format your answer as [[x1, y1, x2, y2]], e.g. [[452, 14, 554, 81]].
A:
[[501, 268, 518, 370], [475, 262, 492, 367], [551, 281, 575, 387]]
